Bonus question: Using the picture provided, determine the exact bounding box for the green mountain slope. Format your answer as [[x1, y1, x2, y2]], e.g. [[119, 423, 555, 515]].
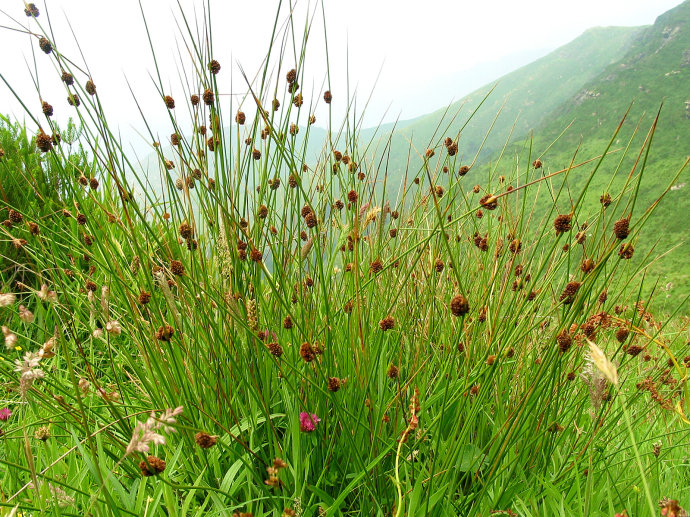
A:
[[527, 0, 690, 304], [374, 24, 643, 179]]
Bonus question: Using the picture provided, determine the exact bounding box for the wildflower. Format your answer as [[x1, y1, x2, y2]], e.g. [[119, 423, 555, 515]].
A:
[[105, 321, 122, 336], [3, 326, 18, 350], [0, 292, 16, 307], [126, 406, 183, 456], [0, 408, 11, 421], [34, 425, 51, 441], [299, 412, 321, 432]]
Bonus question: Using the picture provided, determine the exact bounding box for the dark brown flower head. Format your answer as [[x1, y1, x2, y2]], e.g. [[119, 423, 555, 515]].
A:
[[85, 280, 97, 292], [425, 148, 435, 159], [293, 93, 303, 107], [155, 324, 175, 342], [89, 177, 99, 190], [554, 214, 572, 234], [195, 431, 217, 448], [170, 260, 185, 276], [282, 316, 293, 330], [613, 218, 630, 239], [305, 212, 317, 228], [479, 194, 497, 210], [25, 3, 40, 17], [386, 363, 400, 379], [28, 222, 40, 235], [272, 98, 281, 111], [38, 37, 52, 54], [435, 185, 444, 198], [379, 315, 395, 331], [370, 258, 383, 274], [616, 327, 630, 344], [164, 95, 175, 109], [85, 79, 97, 95], [40, 101, 54, 118], [266, 341, 283, 357], [600, 192, 612, 207], [286, 68, 297, 84], [138, 291, 151, 305], [207, 137, 217, 151], [252, 149, 261, 160], [250, 247, 263, 262], [509, 239, 522, 254], [139, 456, 166, 476], [456, 165, 470, 177], [178, 222, 193, 240], [208, 59, 221, 75], [450, 294, 470, 317], [190, 94, 200, 106], [35, 131, 53, 153], [618, 243, 634, 260], [581, 258, 595, 274], [289, 123, 299, 136], [202, 88, 214, 106], [83, 234, 94, 246], [559, 281, 581, 304], [76, 213, 87, 225], [270, 177, 281, 190], [557, 330, 573, 352], [327, 377, 341, 392], [447, 142, 458, 156], [434, 258, 444, 273], [8, 209, 24, 224], [626, 344, 643, 356], [61, 71, 74, 86], [323, 90, 332, 104], [299, 342, 315, 362], [347, 189, 358, 204], [532, 159, 542, 169], [79, 174, 89, 187], [236, 111, 246, 125]]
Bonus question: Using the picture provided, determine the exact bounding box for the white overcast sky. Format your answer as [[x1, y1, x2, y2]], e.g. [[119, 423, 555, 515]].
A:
[[0, 0, 683, 155]]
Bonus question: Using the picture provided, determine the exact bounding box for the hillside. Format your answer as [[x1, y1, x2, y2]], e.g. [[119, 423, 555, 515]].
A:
[[372, 24, 643, 181], [526, 0, 690, 304]]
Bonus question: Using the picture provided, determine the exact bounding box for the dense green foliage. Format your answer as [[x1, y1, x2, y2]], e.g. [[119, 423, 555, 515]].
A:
[[0, 2, 689, 517]]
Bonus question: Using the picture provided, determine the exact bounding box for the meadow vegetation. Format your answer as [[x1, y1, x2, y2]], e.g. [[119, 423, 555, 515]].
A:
[[0, 2, 689, 516]]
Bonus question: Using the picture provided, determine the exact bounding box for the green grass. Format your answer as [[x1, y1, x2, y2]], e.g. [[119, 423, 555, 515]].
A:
[[0, 2, 689, 516]]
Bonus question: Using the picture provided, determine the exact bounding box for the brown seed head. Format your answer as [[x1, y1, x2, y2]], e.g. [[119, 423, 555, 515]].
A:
[[202, 88, 214, 106], [327, 377, 341, 392], [323, 90, 332, 104], [613, 218, 630, 239], [553, 214, 572, 234], [170, 260, 185, 276], [164, 95, 175, 109], [236, 111, 246, 125], [155, 324, 175, 342], [39, 37, 52, 54], [559, 281, 581, 304], [387, 364, 399, 379], [139, 456, 166, 476], [195, 431, 217, 448], [208, 59, 221, 75], [379, 315, 395, 331], [450, 294, 469, 317], [299, 342, 315, 362], [557, 330, 573, 352], [85, 79, 97, 95]]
